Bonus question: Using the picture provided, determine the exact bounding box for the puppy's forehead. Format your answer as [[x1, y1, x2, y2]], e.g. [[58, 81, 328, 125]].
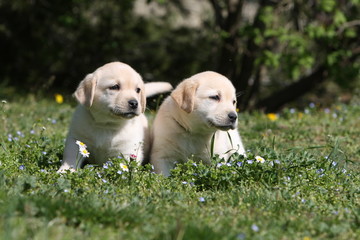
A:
[[97, 62, 142, 87], [195, 72, 236, 98]]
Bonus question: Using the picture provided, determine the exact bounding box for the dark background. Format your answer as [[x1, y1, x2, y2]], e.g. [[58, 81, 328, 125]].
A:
[[0, 0, 359, 112]]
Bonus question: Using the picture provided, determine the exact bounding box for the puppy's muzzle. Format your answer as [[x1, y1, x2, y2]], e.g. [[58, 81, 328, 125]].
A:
[[128, 100, 138, 110], [228, 112, 237, 124]]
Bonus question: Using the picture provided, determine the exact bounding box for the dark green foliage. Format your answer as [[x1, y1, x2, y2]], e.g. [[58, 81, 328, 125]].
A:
[[1, 1, 359, 111]]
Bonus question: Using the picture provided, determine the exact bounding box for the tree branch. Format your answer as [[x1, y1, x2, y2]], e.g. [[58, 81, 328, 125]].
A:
[[209, 0, 225, 29], [255, 65, 327, 112]]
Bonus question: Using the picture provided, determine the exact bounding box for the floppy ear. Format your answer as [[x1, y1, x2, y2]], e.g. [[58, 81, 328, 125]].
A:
[[74, 73, 97, 107], [171, 79, 199, 113], [140, 82, 146, 113]]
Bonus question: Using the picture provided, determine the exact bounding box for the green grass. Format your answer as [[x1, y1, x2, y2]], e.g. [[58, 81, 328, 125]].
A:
[[0, 96, 359, 240]]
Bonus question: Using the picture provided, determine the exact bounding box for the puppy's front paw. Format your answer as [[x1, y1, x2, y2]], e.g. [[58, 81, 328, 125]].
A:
[[57, 166, 76, 173]]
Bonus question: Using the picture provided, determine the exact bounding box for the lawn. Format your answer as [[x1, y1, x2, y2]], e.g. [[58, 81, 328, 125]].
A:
[[0, 96, 359, 240]]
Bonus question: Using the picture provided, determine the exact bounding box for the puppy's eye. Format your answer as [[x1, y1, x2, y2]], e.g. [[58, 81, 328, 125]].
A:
[[109, 84, 120, 90], [136, 88, 141, 93], [233, 100, 237, 105], [209, 95, 220, 101]]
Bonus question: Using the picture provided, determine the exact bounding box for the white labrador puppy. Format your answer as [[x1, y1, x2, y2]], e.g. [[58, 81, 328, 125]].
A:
[[150, 71, 246, 176], [58, 62, 172, 172]]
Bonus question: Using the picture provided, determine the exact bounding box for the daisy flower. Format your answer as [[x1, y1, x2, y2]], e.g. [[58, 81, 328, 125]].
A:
[[76, 140, 87, 149], [79, 148, 90, 158], [120, 163, 129, 172], [255, 156, 265, 163]]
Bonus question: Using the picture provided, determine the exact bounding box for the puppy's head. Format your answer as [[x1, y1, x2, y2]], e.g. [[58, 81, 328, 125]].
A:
[[74, 62, 146, 120], [171, 71, 238, 131]]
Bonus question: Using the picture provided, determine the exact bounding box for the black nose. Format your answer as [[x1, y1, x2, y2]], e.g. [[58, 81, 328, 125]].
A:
[[128, 100, 138, 109], [228, 112, 237, 123]]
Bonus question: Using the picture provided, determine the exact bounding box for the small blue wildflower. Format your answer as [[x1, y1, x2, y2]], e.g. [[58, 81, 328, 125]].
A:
[[304, 109, 310, 114], [342, 169, 347, 174], [40, 169, 46, 173], [324, 108, 330, 114], [226, 163, 231, 167], [192, 163, 197, 167], [217, 163, 223, 168], [331, 161, 337, 167], [251, 224, 259, 232], [181, 181, 188, 185], [30, 130, 35, 134], [25, 144, 31, 148], [246, 160, 253, 164], [236, 233, 246, 240], [309, 102, 315, 108], [301, 199, 306, 203], [332, 113, 338, 118], [42, 151, 47, 155], [13, 137, 19, 141], [19, 165, 25, 170], [103, 161, 112, 169], [117, 170, 123, 175], [96, 172, 102, 178], [332, 210, 339, 215], [51, 119, 57, 124], [17, 131, 25, 137], [198, 197, 205, 202], [236, 162, 243, 167], [289, 108, 296, 114], [64, 189, 70, 193], [316, 169, 325, 174], [102, 179, 108, 183]]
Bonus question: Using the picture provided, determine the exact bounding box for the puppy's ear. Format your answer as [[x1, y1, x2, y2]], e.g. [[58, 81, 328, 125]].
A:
[[74, 73, 97, 107], [140, 82, 146, 113], [171, 79, 199, 113]]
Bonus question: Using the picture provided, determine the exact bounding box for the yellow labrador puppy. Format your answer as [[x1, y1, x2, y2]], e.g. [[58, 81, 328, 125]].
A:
[[150, 71, 246, 176], [58, 62, 172, 172]]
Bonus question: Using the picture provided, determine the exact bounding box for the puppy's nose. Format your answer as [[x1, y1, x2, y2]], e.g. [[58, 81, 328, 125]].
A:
[[128, 100, 138, 110], [228, 112, 237, 123]]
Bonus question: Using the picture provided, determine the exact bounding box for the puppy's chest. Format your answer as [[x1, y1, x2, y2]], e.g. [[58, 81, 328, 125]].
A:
[[177, 134, 212, 160], [89, 129, 143, 160]]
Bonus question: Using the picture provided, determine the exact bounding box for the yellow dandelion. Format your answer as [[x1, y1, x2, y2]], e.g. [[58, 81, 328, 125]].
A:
[[298, 112, 303, 119], [236, 108, 240, 113], [303, 237, 311, 240], [55, 94, 64, 104], [266, 113, 278, 121], [120, 163, 129, 172]]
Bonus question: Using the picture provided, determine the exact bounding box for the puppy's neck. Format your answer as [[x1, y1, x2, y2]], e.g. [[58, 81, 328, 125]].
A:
[[172, 107, 215, 137]]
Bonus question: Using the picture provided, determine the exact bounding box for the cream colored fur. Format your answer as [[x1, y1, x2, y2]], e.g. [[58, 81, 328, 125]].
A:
[[150, 71, 246, 176], [58, 62, 172, 172]]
